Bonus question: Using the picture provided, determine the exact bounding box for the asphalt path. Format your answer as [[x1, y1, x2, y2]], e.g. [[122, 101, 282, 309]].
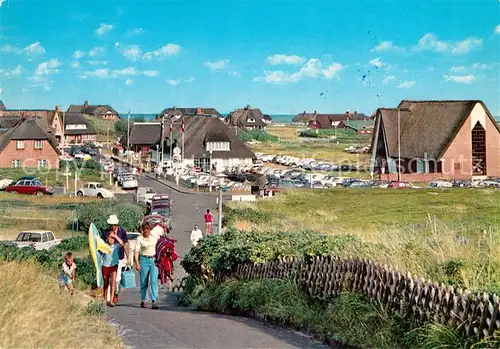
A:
[[107, 174, 330, 349]]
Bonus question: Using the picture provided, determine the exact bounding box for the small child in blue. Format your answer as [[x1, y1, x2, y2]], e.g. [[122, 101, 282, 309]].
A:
[[101, 231, 124, 307]]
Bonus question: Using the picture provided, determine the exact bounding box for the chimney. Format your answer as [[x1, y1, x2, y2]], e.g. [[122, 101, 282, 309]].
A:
[[55, 105, 60, 112], [84, 100, 88, 108], [314, 110, 317, 115], [196, 107, 202, 115], [245, 104, 251, 110]]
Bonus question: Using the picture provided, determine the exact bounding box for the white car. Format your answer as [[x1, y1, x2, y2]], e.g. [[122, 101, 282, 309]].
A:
[[10, 230, 61, 250], [122, 176, 138, 190], [136, 187, 156, 205], [428, 180, 453, 189], [77, 182, 115, 198], [74, 153, 92, 161], [0, 179, 13, 190]]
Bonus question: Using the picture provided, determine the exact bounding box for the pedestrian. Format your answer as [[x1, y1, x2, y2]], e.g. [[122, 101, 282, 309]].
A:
[[204, 209, 213, 235], [134, 222, 160, 309], [101, 215, 129, 305], [101, 230, 125, 307], [58, 252, 76, 295], [190, 224, 203, 246]]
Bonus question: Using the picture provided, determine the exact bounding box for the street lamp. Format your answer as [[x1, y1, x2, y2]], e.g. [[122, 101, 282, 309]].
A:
[[209, 149, 213, 192], [216, 173, 226, 234]]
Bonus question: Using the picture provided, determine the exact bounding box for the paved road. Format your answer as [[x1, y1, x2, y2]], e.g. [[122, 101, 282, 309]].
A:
[[107, 174, 329, 349]]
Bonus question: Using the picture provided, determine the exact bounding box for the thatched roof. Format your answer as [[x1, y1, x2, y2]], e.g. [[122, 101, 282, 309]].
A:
[[157, 107, 224, 119], [227, 106, 267, 128], [64, 113, 97, 135], [0, 117, 61, 154], [293, 111, 368, 124], [373, 100, 498, 160], [67, 101, 119, 118], [0, 101, 5, 111], [128, 122, 162, 146]]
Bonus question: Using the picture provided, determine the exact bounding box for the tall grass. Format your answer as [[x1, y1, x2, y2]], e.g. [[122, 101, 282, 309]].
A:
[[0, 261, 123, 348], [227, 190, 500, 292]]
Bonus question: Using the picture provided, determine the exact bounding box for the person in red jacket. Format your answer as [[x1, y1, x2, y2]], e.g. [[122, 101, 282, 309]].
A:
[[204, 209, 213, 235]]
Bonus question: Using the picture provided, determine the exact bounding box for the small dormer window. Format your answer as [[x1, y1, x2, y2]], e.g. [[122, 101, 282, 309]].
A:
[[206, 142, 230, 151], [247, 118, 255, 123]]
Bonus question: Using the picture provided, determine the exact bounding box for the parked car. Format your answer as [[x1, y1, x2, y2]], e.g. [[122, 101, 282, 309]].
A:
[[0, 179, 13, 190], [5, 177, 54, 196], [136, 187, 156, 205], [10, 230, 61, 250], [77, 182, 115, 198], [428, 180, 453, 188], [387, 181, 419, 189], [121, 176, 138, 190], [347, 180, 371, 188]]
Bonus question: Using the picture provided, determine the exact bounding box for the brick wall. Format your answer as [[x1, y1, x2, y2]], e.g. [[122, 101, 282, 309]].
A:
[[0, 140, 60, 169]]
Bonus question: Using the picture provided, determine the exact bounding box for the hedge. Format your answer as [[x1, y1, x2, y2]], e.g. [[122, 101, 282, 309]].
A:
[[76, 200, 145, 232]]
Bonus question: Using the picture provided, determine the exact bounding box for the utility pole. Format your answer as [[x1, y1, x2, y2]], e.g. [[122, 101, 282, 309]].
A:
[[127, 110, 131, 151], [161, 113, 165, 167], [397, 108, 401, 182]]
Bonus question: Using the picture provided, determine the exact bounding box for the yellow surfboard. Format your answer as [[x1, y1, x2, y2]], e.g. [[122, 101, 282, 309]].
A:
[[88, 223, 112, 288]]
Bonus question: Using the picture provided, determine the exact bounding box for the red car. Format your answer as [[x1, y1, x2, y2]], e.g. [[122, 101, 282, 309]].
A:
[[5, 177, 54, 196]]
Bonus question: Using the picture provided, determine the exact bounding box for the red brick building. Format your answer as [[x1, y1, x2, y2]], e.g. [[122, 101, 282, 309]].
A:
[[0, 117, 61, 169], [370, 100, 500, 181]]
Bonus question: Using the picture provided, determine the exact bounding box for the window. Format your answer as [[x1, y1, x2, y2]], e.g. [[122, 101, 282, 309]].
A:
[[247, 118, 255, 123], [471, 122, 486, 175], [41, 233, 48, 243], [66, 124, 87, 130], [34, 140, 43, 149], [11, 160, 20, 168], [37, 159, 47, 169], [206, 142, 230, 151], [46, 232, 54, 241], [16, 141, 25, 150]]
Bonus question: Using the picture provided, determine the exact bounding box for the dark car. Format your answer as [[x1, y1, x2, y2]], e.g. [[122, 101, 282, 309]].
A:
[[5, 178, 54, 196]]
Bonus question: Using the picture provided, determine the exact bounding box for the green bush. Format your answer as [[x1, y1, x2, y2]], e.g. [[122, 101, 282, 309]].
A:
[[0, 237, 97, 288], [76, 200, 145, 232], [85, 300, 106, 316], [236, 129, 279, 143], [181, 227, 365, 277]]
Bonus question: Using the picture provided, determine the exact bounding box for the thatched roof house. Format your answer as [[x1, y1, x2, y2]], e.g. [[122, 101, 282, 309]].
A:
[[67, 100, 120, 120], [293, 110, 368, 128], [227, 105, 267, 130], [156, 107, 224, 120], [371, 100, 500, 181]]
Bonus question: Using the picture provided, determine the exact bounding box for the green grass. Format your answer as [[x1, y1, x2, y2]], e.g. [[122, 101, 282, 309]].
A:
[[84, 116, 118, 136], [226, 189, 500, 292], [0, 168, 105, 188]]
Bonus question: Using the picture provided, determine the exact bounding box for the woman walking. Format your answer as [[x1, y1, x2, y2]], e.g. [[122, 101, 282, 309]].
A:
[[134, 222, 160, 309]]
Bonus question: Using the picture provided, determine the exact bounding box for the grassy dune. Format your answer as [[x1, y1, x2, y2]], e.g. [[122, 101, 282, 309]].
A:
[[227, 189, 500, 291], [0, 261, 123, 349]]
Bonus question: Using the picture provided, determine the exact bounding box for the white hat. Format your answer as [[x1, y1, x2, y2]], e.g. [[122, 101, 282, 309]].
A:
[[107, 215, 119, 225]]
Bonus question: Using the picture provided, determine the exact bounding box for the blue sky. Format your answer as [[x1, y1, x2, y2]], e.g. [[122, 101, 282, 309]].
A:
[[0, 0, 499, 115]]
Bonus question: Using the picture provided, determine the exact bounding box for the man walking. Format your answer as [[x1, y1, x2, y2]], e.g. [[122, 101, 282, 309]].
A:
[[101, 214, 129, 304], [190, 224, 203, 246]]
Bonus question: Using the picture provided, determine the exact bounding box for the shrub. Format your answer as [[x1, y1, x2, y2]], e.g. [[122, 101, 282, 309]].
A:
[[76, 200, 145, 232], [85, 300, 106, 316]]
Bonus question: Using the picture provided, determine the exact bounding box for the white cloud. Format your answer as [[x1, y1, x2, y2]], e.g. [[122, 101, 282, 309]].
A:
[[36, 59, 61, 77], [0, 0, 4, 8], [371, 41, 405, 53], [414, 33, 482, 54], [24, 42, 45, 56], [382, 76, 396, 84], [256, 58, 343, 84], [185, 77, 196, 83], [369, 57, 384, 68], [81, 68, 109, 78], [443, 74, 475, 84], [88, 60, 108, 66], [122, 45, 142, 61], [143, 70, 159, 77], [96, 23, 113, 36], [398, 80, 415, 88], [1, 44, 21, 54], [73, 50, 85, 59], [229, 70, 242, 78], [166, 79, 180, 86], [80, 67, 137, 79], [124, 79, 133, 86], [89, 46, 105, 57], [266, 54, 305, 65], [495, 25, 500, 35], [2, 65, 22, 77], [204, 59, 229, 70], [450, 66, 466, 72], [142, 44, 181, 60], [71, 61, 80, 68]]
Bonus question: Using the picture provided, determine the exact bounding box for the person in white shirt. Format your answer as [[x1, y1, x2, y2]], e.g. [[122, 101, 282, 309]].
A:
[[134, 222, 160, 309], [58, 252, 76, 295], [190, 224, 203, 246]]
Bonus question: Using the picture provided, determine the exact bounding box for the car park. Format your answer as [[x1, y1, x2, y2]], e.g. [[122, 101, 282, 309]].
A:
[[77, 182, 115, 198]]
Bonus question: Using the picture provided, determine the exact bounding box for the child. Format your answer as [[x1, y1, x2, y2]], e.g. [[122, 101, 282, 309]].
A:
[[101, 231, 125, 307], [204, 209, 213, 235], [58, 252, 76, 295]]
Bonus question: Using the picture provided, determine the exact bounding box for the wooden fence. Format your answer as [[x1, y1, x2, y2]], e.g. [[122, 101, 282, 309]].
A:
[[215, 255, 499, 340]]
